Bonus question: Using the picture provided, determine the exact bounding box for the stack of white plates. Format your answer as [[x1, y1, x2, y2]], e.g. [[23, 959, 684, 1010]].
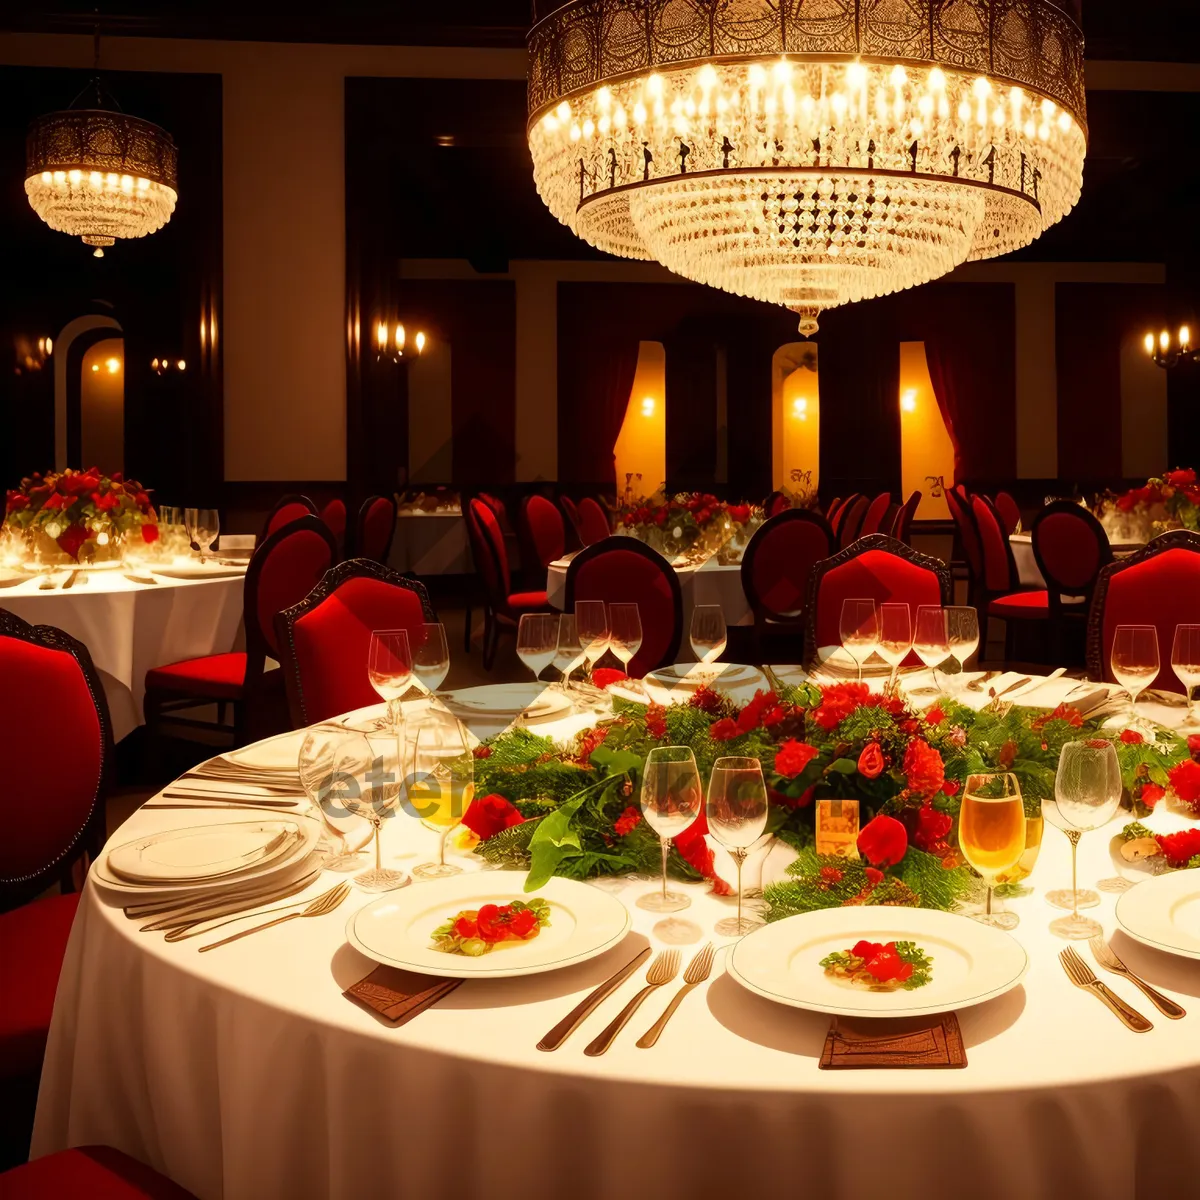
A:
[[440, 684, 572, 721]]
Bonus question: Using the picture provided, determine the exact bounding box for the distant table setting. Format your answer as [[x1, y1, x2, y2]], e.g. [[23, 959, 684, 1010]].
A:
[[33, 642, 1200, 1199], [1009, 530, 1145, 588], [388, 508, 470, 576]]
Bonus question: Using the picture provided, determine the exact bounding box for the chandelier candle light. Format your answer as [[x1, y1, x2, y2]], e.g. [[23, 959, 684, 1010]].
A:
[[527, 0, 1086, 335]]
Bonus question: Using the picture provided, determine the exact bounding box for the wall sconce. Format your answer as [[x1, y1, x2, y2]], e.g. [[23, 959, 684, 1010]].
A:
[[1144, 325, 1195, 370], [105, 356, 121, 374], [151, 356, 187, 375], [640, 395, 655, 417], [791, 396, 808, 420], [900, 388, 917, 413], [37, 336, 53, 357], [376, 318, 428, 363]]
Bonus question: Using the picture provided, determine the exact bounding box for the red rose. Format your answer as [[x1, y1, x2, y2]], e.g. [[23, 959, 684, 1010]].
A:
[[857, 742, 884, 779], [55, 524, 93, 562], [857, 813, 908, 867], [926, 704, 946, 726], [1168, 759, 1200, 810], [674, 809, 734, 895], [1165, 468, 1197, 488], [41, 492, 66, 511], [1140, 783, 1165, 808], [590, 667, 628, 690], [774, 739, 819, 778], [461, 793, 525, 841], [688, 686, 722, 714], [1119, 729, 1144, 745], [913, 803, 954, 851], [726, 504, 751, 524], [1188, 734, 1200, 760], [812, 682, 870, 731], [140, 522, 160, 544], [1155, 828, 1200, 868], [134, 491, 150, 507], [902, 739, 945, 799], [709, 718, 740, 742], [614, 806, 641, 837], [91, 490, 119, 512], [5, 491, 28, 513]]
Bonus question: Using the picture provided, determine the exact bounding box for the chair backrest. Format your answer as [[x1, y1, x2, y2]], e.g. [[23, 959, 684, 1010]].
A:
[[837, 494, 870, 550], [825, 496, 843, 521], [356, 494, 397, 563], [260, 493, 316, 543], [890, 490, 921, 544], [945, 487, 982, 578], [763, 490, 791, 518], [970, 494, 1017, 594], [319, 498, 347, 552], [469, 497, 512, 602], [741, 509, 833, 623], [564, 537, 683, 676], [0, 610, 110, 907], [858, 492, 893, 536], [560, 495, 581, 539], [1031, 501, 1113, 610], [275, 559, 436, 727], [829, 494, 858, 537], [994, 491, 1021, 536], [1087, 531, 1200, 692], [576, 497, 611, 546], [804, 534, 952, 665], [520, 495, 566, 570]]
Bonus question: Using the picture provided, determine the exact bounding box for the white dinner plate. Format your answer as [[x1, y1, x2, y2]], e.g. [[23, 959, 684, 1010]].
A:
[[150, 561, 247, 580], [815, 645, 893, 678], [728, 906, 1028, 1018], [346, 871, 632, 979], [105, 819, 305, 884], [1115, 871, 1200, 960], [646, 662, 758, 688], [441, 684, 572, 720]]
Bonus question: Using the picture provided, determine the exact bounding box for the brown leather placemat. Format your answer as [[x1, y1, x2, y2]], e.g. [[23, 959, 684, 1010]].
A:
[[819, 1012, 966, 1069], [345, 966, 462, 1027]]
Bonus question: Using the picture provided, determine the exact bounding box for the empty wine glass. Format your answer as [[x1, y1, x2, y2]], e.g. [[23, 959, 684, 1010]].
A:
[[913, 604, 949, 692], [839, 598, 878, 682], [1171, 624, 1200, 730], [517, 613, 558, 685], [706, 757, 769, 936], [411, 623, 449, 694], [876, 602, 912, 690], [690, 604, 727, 677], [958, 771, 1025, 930], [608, 603, 643, 677], [333, 730, 409, 892], [945, 606, 980, 688], [367, 629, 412, 731], [1111, 625, 1159, 725], [575, 600, 609, 705], [184, 507, 219, 561], [408, 714, 474, 879], [637, 746, 702, 914], [1047, 740, 1123, 940], [554, 613, 586, 696], [297, 723, 370, 872]]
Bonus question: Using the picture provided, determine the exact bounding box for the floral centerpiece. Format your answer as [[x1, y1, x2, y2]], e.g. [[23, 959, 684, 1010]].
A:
[[4, 468, 159, 566], [1098, 468, 1199, 540], [615, 491, 760, 562], [459, 681, 1198, 909]]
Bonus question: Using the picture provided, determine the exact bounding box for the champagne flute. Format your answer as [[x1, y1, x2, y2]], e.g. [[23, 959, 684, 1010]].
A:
[[690, 604, 727, 680], [1171, 624, 1200, 730], [334, 730, 409, 892], [408, 714, 474, 879], [839, 597, 878, 682], [958, 771, 1026, 929], [608, 603, 643, 677], [553, 613, 586, 697], [913, 604, 949, 692], [1110, 624, 1159, 726], [706, 756, 768, 936], [297, 723, 370, 872], [876, 602, 912, 691], [945, 606, 980, 690], [367, 629, 412, 731], [1046, 740, 1123, 939], [637, 746, 702, 914]]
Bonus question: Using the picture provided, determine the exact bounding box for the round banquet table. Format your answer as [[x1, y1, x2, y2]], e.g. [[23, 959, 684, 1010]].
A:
[[1009, 531, 1145, 589], [31, 681, 1200, 1200], [0, 563, 245, 740], [388, 510, 471, 575], [547, 553, 751, 627]]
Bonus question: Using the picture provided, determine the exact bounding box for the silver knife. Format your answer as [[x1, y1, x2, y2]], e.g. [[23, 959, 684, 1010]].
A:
[[993, 675, 1032, 700], [537, 945, 651, 1051]]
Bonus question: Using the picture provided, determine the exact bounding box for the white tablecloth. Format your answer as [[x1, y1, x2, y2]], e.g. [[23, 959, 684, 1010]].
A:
[[388, 512, 471, 575], [1009, 532, 1145, 589], [32, 683, 1200, 1200], [0, 566, 244, 740]]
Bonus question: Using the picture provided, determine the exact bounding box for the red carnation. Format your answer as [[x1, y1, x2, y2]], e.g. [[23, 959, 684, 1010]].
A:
[[688, 686, 722, 714], [773, 739, 819, 778], [926, 704, 946, 726], [819, 865, 843, 883], [645, 703, 668, 740], [1165, 468, 1196, 488], [902, 738, 945, 799], [590, 667, 627, 690], [91, 490, 119, 512], [857, 742, 885, 779], [1188, 734, 1200, 760], [1140, 782, 1165, 808], [1119, 729, 1144, 745], [913, 803, 953, 851], [461, 793, 525, 841], [140, 522, 160, 544], [812, 681, 870, 731], [709, 717, 740, 742], [614, 806, 641, 837], [857, 813, 908, 867], [1155, 828, 1200, 869], [1168, 758, 1200, 812], [1030, 703, 1083, 731]]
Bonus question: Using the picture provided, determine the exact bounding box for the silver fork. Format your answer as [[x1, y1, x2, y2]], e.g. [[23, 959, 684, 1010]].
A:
[[1059, 946, 1153, 1032], [636, 943, 715, 1048], [199, 882, 351, 951], [164, 880, 349, 942], [1089, 936, 1186, 1019], [584, 950, 681, 1055]]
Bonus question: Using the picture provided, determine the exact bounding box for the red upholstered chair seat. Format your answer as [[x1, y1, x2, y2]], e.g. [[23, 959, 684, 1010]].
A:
[[508, 590, 550, 611], [0, 1146, 198, 1199], [0, 893, 80, 1079], [144, 652, 247, 700], [988, 590, 1050, 618]]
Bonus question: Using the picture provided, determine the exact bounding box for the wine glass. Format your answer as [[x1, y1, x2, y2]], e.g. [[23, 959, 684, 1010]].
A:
[[553, 613, 586, 697], [690, 604, 727, 679], [839, 598, 878, 682], [1171, 624, 1200, 729], [945, 606, 980, 689], [957, 771, 1026, 929], [913, 604, 950, 692], [332, 730, 409, 892], [408, 714, 474, 880], [297, 723, 371, 872], [1110, 624, 1159, 725], [184, 507, 219, 561], [575, 600, 609, 676], [409, 622, 449, 728], [876, 602, 912, 690], [637, 746, 702, 914], [517, 613, 558, 685], [1047, 740, 1123, 939], [367, 629, 412, 731], [608, 603, 643, 677], [706, 756, 769, 936]]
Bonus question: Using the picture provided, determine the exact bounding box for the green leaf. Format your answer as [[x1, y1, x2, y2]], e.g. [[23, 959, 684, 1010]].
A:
[[523, 779, 611, 891], [827, 757, 858, 774]]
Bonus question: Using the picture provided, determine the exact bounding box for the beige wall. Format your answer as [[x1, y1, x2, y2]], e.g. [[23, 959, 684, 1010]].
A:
[[80, 338, 126, 474]]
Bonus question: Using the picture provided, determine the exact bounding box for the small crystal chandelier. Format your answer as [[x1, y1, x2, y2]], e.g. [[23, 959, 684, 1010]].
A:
[[24, 30, 178, 257], [528, 0, 1086, 334]]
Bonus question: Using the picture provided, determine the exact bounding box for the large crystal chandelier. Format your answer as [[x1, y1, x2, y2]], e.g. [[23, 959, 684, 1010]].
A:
[[528, 0, 1086, 334]]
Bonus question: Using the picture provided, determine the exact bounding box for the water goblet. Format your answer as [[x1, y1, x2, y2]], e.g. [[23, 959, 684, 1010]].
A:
[[706, 756, 769, 936]]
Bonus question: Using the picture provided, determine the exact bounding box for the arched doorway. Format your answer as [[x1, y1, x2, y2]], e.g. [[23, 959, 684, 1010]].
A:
[[771, 342, 819, 498], [54, 312, 122, 470]]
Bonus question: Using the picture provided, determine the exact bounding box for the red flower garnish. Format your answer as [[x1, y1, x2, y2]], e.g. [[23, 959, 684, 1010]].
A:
[[590, 667, 627, 690], [461, 793, 525, 841], [926, 704, 946, 726], [689, 686, 722, 714], [1030, 703, 1083, 731], [1140, 783, 1165, 808], [1155, 828, 1200, 868], [819, 865, 843, 883], [773, 739, 819, 778], [913, 803, 953, 851], [673, 809, 733, 895], [1165, 468, 1197, 488], [857, 742, 884, 780], [614, 806, 641, 837], [1188, 734, 1200, 759], [55, 524, 93, 562], [140, 522, 160, 544], [864, 866, 884, 885], [941, 779, 960, 798], [645, 703, 668, 740], [902, 738, 945, 799], [472, 745, 493, 759], [1119, 729, 1144, 745], [811, 682, 870, 731], [726, 504, 751, 524], [709, 717, 740, 742], [1168, 759, 1200, 813], [857, 813, 908, 867]]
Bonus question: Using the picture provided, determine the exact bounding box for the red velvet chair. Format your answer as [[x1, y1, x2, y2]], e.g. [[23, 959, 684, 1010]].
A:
[[356, 494, 397, 563], [889, 490, 921, 545], [741, 509, 833, 659], [576, 497, 611, 547], [0, 612, 110, 1161], [144, 516, 337, 744], [259, 492, 316, 544], [836, 494, 870, 550], [469, 498, 552, 669], [763, 490, 791, 518], [564, 537, 682, 677], [972, 494, 1048, 659], [1031, 501, 1113, 661], [519, 495, 566, 572], [1087, 531, 1200, 692], [803, 534, 952, 666], [830, 493, 861, 543], [858, 491, 893, 536], [945, 486, 983, 606], [994, 491, 1022, 536], [275, 559, 436, 727], [0, 1147, 198, 1199], [825, 496, 843, 523], [560, 495, 582, 546], [319, 497, 347, 555]]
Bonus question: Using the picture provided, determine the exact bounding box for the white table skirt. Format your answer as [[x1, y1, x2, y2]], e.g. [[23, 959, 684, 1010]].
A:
[[1009, 532, 1145, 589], [0, 568, 244, 740], [32, 685, 1200, 1200], [388, 512, 471, 575]]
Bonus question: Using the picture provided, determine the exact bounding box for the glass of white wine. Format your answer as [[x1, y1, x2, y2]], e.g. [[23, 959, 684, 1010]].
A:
[[1110, 624, 1159, 726], [408, 715, 474, 880], [637, 746, 702, 914], [957, 771, 1026, 930], [706, 757, 769, 936]]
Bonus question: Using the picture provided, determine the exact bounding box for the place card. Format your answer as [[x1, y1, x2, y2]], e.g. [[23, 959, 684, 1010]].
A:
[[820, 1013, 966, 1069], [345, 966, 461, 1026], [815, 800, 860, 858]]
